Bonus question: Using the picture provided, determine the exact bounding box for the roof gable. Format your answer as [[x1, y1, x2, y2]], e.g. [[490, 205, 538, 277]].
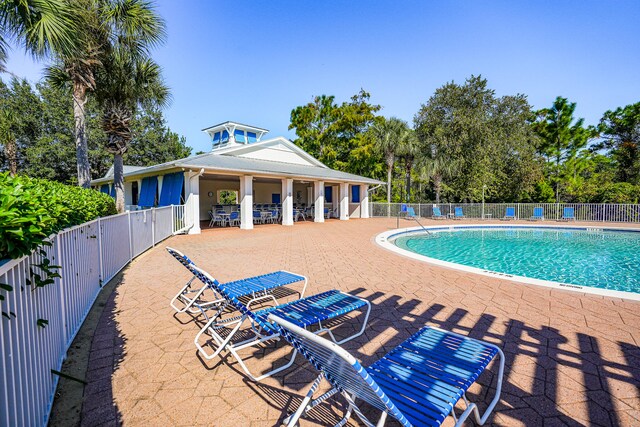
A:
[[218, 137, 326, 168]]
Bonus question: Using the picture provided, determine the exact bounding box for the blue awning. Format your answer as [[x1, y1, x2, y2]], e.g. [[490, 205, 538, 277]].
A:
[[325, 186, 333, 203], [138, 176, 158, 207], [158, 172, 184, 206], [100, 184, 109, 194], [110, 185, 116, 198]]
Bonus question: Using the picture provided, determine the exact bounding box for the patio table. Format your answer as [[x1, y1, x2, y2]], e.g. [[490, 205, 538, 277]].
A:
[[219, 212, 230, 226]]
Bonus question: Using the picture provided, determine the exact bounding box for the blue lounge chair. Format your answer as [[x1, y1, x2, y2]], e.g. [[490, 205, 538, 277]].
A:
[[530, 207, 544, 221], [503, 207, 516, 220], [270, 314, 504, 427], [561, 207, 576, 221], [166, 247, 307, 314], [432, 206, 445, 220], [406, 207, 417, 218], [454, 207, 465, 219], [189, 265, 371, 381]]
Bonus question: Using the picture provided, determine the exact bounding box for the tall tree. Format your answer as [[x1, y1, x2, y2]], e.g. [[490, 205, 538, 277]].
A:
[[415, 75, 541, 203], [0, 108, 17, 174], [47, 0, 165, 188], [0, 77, 42, 174], [370, 117, 406, 203], [289, 89, 381, 171], [532, 97, 596, 202], [396, 127, 419, 201], [94, 1, 168, 212], [598, 102, 640, 184], [0, 76, 187, 183]]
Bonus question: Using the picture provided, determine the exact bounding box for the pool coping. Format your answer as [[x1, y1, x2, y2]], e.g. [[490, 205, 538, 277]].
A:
[[375, 223, 640, 302]]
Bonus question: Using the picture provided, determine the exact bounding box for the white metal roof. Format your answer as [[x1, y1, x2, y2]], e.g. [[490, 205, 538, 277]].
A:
[[91, 146, 383, 185]]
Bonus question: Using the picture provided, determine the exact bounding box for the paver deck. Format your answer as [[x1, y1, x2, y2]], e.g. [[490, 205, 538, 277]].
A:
[[76, 218, 640, 426]]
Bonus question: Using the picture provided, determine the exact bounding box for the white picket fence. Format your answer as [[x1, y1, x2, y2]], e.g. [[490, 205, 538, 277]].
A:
[[370, 202, 640, 223], [0, 205, 190, 427]]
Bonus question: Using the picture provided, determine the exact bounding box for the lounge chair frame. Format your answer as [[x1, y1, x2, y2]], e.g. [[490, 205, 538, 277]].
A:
[[560, 207, 576, 221], [166, 247, 307, 315], [432, 206, 446, 220], [529, 207, 544, 221], [189, 265, 371, 382], [270, 315, 504, 427], [502, 207, 517, 221]]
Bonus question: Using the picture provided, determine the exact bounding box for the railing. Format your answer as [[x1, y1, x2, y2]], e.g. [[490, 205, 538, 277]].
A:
[[0, 205, 190, 427], [369, 202, 640, 223]]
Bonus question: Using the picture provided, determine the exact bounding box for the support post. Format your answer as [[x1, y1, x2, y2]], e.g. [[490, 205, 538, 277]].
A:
[[331, 185, 338, 217], [240, 175, 254, 230], [360, 185, 370, 218], [306, 186, 313, 207], [185, 171, 201, 234], [314, 181, 325, 223], [339, 183, 349, 220], [281, 178, 294, 226]]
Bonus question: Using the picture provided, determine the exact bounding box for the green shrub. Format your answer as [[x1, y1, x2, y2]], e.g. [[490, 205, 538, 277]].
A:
[[0, 173, 116, 260]]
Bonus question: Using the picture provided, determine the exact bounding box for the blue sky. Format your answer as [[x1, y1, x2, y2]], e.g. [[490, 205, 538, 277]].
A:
[[3, 0, 640, 154]]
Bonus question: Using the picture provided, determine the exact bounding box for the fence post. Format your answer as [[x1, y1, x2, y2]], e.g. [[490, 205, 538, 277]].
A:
[[151, 208, 156, 247], [128, 211, 133, 261], [56, 234, 68, 347], [517, 204, 520, 220], [97, 218, 104, 284]]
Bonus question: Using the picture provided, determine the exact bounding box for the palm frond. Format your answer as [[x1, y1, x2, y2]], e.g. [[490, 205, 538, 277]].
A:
[[0, 0, 79, 59]]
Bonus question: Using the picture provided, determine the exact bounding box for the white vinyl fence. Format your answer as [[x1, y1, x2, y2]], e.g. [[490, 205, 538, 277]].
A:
[[0, 205, 190, 427], [370, 202, 640, 223]]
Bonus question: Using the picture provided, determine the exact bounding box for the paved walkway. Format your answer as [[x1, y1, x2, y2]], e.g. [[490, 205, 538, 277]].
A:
[[79, 219, 639, 426]]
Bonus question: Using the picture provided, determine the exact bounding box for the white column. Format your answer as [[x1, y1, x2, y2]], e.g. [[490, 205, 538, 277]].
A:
[[281, 178, 294, 226], [314, 181, 325, 223], [136, 179, 142, 205], [124, 181, 133, 206], [360, 185, 370, 218], [331, 185, 338, 215], [340, 183, 349, 220], [185, 171, 201, 234], [306, 186, 313, 206], [239, 175, 253, 230]]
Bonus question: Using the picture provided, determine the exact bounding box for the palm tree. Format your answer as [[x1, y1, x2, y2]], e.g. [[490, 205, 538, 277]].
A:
[[397, 128, 419, 202], [370, 117, 407, 204], [46, 0, 165, 188], [419, 152, 458, 204], [94, 2, 168, 213], [0, 0, 77, 73], [97, 56, 169, 212]]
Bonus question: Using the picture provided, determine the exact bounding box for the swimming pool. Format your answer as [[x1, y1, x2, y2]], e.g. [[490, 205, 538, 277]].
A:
[[377, 225, 640, 300]]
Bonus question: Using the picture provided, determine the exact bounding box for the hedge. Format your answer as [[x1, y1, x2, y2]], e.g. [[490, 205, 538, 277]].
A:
[[0, 173, 117, 260]]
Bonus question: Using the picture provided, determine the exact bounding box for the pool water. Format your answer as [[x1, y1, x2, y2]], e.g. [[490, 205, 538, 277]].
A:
[[394, 228, 640, 294]]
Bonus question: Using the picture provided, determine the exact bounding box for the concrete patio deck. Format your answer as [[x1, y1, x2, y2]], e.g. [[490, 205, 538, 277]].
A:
[[58, 218, 639, 426]]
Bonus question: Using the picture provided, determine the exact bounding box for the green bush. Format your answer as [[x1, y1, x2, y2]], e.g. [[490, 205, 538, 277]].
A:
[[0, 173, 116, 260]]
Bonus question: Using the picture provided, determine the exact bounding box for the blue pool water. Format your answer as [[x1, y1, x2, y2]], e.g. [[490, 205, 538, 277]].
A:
[[394, 227, 640, 294]]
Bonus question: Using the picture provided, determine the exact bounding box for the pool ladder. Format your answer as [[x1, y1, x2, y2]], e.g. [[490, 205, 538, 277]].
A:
[[410, 215, 434, 236]]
